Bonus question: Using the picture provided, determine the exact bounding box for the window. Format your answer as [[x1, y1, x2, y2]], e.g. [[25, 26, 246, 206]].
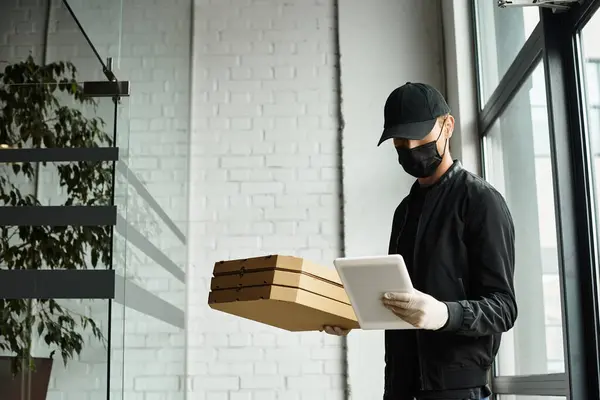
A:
[[580, 5, 600, 310], [474, 2, 540, 106], [483, 61, 565, 376], [473, 1, 600, 397], [498, 396, 566, 400], [586, 61, 600, 154]]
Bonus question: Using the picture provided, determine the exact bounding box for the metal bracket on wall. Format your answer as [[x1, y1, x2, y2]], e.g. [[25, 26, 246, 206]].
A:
[[82, 80, 130, 98], [497, 0, 583, 12]]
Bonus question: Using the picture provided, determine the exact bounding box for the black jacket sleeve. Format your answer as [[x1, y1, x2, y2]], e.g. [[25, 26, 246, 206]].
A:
[[440, 186, 518, 336]]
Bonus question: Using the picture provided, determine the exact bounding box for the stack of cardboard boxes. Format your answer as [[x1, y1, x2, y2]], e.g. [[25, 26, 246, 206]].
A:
[[208, 255, 359, 332]]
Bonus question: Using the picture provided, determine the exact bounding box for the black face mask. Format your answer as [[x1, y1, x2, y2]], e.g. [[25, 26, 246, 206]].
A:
[[396, 124, 447, 178]]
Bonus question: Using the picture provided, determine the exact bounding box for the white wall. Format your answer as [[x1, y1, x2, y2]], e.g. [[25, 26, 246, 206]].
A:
[[188, 0, 345, 399], [338, 0, 448, 398], [441, 0, 480, 175]]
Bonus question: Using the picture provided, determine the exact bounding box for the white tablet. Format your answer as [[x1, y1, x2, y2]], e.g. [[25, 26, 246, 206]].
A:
[[333, 254, 416, 330]]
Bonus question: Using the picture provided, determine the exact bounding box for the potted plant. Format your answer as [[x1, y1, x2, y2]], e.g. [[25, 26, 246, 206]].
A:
[[0, 55, 112, 399]]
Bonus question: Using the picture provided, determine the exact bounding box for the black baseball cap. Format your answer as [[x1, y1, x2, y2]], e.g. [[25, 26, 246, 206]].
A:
[[377, 82, 451, 146]]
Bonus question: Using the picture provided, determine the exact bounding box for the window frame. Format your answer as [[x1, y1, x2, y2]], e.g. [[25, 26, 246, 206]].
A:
[[471, 0, 600, 398]]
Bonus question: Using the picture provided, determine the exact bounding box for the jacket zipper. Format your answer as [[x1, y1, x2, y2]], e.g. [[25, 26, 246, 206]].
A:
[[405, 165, 457, 392], [394, 195, 427, 391], [390, 205, 409, 394], [415, 326, 425, 390], [394, 206, 409, 252], [413, 190, 430, 391]]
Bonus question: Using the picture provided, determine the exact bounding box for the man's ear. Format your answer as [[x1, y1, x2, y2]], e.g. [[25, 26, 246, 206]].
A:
[[444, 115, 455, 139]]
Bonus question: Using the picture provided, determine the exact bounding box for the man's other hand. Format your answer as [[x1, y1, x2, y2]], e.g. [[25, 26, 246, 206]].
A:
[[322, 325, 351, 336], [382, 290, 449, 330]]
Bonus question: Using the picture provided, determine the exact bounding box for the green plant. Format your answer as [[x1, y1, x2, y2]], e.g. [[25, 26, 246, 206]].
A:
[[0, 55, 111, 375]]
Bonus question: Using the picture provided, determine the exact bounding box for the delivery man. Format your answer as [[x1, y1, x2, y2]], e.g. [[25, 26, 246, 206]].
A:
[[324, 82, 517, 400]]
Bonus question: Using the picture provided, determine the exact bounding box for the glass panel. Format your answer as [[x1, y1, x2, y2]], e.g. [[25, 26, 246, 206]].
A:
[[497, 396, 566, 400], [475, 2, 540, 106], [483, 61, 565, 376], [580, 6, 600, 307], [112, 1, 192, 399], [0, 80, 117, 399], [0, 1, 48, 64], [59, 0, 125, 66], [0, 2, 129, 399], [0, 298, 111, 400], [45, 1, 110, 83], [110, 97, 131, 400]]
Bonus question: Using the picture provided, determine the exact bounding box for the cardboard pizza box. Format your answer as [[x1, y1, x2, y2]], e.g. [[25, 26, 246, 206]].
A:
[[210, 267, 351, 304], [207, 255, 359, 332], [208, 285, 359, 332], [211, 254, 343, 286]]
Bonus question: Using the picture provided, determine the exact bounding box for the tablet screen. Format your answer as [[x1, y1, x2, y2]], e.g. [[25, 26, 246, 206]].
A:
[[334, 255, 417, 330]]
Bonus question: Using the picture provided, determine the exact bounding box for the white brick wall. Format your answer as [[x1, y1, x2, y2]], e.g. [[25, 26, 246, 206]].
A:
[[1, 1, 191, 399], [0, 0, 47, 63], [188, 0, 345, 399]]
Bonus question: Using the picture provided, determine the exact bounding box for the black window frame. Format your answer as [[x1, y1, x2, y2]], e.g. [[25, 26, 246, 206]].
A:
[[470, 0, 600, 398]]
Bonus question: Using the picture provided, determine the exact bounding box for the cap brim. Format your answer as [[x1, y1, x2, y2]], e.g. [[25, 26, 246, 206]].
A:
[[377, 118, 437, 146]]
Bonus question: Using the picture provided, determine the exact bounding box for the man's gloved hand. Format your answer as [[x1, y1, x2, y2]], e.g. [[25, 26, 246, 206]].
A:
[[382, 290, 449, 330], [322, 326, 351, 336]]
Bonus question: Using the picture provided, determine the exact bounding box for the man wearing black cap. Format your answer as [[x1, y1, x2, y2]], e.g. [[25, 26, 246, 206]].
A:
[[324, 83, 517, 400]]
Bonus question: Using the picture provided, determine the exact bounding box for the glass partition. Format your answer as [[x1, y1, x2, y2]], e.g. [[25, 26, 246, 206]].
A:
[[0, 1, 191, 399], [0, 76, 122, 400], [57, 0, 125, 67], [109, 96, 130, 400], [113, 1, 191, 398], [0, 1, 129, 399]]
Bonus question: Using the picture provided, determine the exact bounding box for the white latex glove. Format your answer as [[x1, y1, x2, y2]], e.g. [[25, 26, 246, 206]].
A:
[[382, 289, 449, 330], [321, 325, 351, 336]]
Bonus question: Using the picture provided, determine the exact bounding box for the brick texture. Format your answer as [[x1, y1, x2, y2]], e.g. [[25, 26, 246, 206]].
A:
[[188, 0, 345, 399]]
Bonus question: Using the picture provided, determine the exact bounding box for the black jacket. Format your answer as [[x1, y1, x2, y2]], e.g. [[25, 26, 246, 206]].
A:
[[384, 161, 517, 397]]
